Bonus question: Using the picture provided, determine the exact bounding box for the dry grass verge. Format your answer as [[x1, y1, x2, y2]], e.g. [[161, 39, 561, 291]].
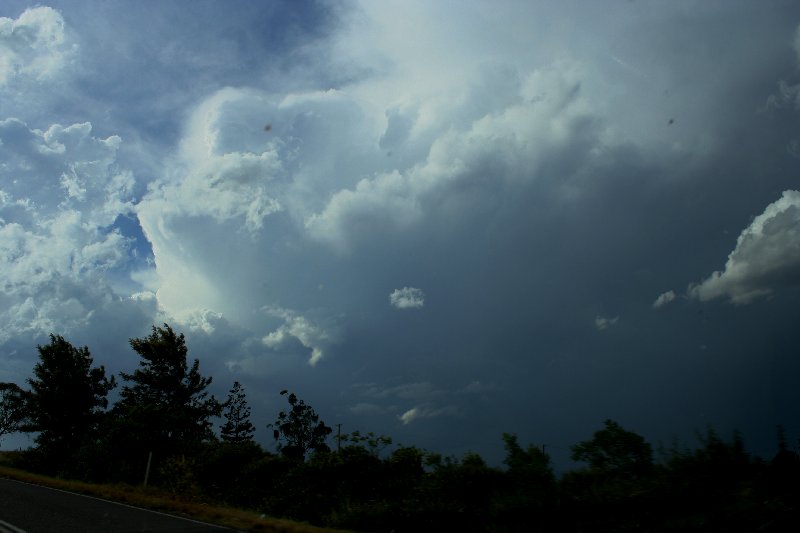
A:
[[0, 453, 348, 533]]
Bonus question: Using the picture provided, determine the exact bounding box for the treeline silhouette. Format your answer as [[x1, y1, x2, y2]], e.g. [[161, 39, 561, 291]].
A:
[[1, 324, 798, 531]]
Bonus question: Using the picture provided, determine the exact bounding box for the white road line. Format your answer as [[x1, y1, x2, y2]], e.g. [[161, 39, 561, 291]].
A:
[[0, 519, 27, 533]]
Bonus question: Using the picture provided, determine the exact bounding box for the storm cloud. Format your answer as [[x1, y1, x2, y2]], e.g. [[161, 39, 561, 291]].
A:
[[1, 0, 799, 464]]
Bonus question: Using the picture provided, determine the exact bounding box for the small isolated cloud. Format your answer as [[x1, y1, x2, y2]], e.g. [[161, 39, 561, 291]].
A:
[[398, 407, 422, 425], [689, 190, 800, 304], [457, 381, 497, 395], [389, 287, 425, 309], [595, 315, 619, 331], [653, 290, 676, 309], [262, 307, 335, 366], [398, 404, 458, 425]]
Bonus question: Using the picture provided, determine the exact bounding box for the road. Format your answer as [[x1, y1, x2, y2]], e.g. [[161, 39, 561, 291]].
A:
[[0, 477, 231, 532]]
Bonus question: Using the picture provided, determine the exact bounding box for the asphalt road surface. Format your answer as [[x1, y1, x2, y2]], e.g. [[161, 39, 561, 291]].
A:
[[0, 477, 231, 532]]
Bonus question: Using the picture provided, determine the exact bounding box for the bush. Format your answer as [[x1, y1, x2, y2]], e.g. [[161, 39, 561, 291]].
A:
[[195, 440, 266, 503]]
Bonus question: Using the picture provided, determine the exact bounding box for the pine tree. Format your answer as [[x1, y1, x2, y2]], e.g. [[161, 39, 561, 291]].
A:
[[220, 381, 255, 443]]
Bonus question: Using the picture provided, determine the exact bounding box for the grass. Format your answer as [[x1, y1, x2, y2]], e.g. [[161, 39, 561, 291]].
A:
[[0, 452, 348, 533]]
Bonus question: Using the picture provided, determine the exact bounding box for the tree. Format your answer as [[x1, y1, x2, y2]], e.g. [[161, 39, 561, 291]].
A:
[[571, 419, 653, 479], [114, 324, 221, 457], [0, 382, 27, 442], [25, 335, 115, 462], [220, 381, 255, 443], [269, 390, 332, 460], [497, 433, 557, 528], [502, 433, 553, 478], [339, 430, 392, 456], [562, 421, 656, 530]]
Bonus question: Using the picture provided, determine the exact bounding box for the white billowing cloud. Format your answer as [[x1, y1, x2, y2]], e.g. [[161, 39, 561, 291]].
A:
[[262, 307, 336, 366], [135, 85, 380, 324], [398, 404, 458, 425], [0, 7, 72, 86], [0, 118, 137, 342], [304, 64, 594, 250], [0, 119, 133, 227], [653, 290, 676, 309], [389, 287, 425, 309], [134, 89, 281, 322], [595, 315, 619, 331], [689, 190, 800, 304], [176, 308, 226, 335], [146, 88, 285, 233]]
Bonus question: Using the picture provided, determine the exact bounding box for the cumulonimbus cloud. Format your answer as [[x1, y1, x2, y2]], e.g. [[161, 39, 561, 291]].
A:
[[689, 190, 800, 304]]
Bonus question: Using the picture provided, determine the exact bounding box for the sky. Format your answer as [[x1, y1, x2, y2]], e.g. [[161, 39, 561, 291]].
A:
[[1, 0, 800, 468]]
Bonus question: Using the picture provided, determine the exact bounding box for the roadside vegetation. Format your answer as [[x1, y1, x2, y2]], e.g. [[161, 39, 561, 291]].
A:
[[1, 324, 799, 531], [0, 452, 341, 532]]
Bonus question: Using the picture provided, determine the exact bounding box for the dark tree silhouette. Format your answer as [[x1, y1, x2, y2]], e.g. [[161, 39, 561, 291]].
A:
[[502, 433, 553, 477], [340, 430, 392, 456], [269, 390, 332, 460], [25, 335, 115, 463], [114, 324, 221, 457], [499, 433, 557, 526], [0, 382, 27, 442], [220, 381, 255, 443], [571, 419, 654, 479]]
